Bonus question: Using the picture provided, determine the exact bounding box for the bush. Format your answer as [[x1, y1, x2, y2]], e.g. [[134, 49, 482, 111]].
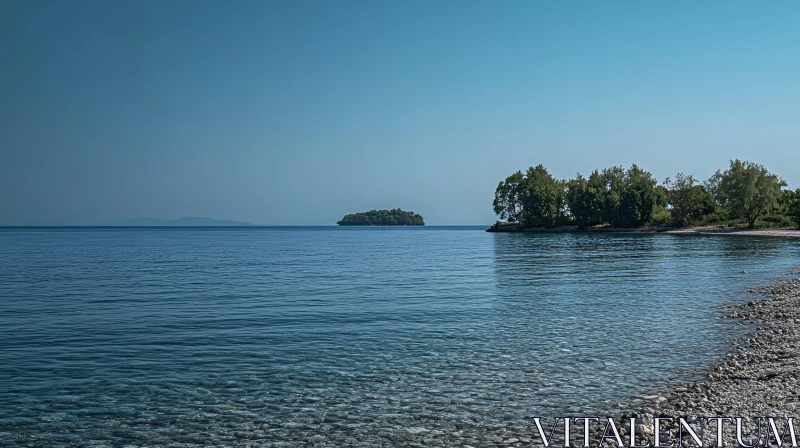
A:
[[651, 207, 672, 227], [756, 214, 795, 228]]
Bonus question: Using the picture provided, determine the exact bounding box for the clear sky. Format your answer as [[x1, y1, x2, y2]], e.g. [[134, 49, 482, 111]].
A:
[[1, 1, 798, 225]]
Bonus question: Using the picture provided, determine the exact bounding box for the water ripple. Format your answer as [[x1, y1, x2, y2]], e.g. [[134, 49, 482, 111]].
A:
[[0, 227, 797, 446]]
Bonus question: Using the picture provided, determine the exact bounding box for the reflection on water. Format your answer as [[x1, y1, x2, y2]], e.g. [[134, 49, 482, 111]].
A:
[[0, 228, 796, 446]]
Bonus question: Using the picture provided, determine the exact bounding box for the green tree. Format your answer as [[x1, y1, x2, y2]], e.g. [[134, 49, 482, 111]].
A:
[[618, 164, 659, 227], [599, 166, 625, 226], [710, 160, 786, 229], [519, 165, 563, 227], [779, 189, 800, 229], [554, 179, 569, 225], [650, 185, 670, 226], [492, 171, 524, 222], [654, 184, 669, 211], [565, 171, 605, 228], [337, 209, 424, 226], [492, 165, 565, 227], [663, 173, 716, 226], [595, 165, 658, 228]]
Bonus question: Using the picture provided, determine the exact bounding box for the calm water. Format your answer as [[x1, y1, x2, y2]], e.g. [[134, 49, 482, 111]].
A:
[[1, 227, 798, 447]]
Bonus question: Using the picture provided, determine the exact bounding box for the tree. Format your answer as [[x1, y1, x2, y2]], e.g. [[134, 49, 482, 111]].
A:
[[492, 165, 565, 227], [492, 171, 524, 222], [710, 160, 786, 229], [519, 165, 563, 227], [592, 165, 659, 228], [554, 179, 569, 225], [617, 164, 659, 227], [780, 189, 800, 229], [337, 209, 424, 226], [599, 166, 626, 226], [566, 171, 604, 228], [663, 173, 716, 227], [650, 184, 671, 226]]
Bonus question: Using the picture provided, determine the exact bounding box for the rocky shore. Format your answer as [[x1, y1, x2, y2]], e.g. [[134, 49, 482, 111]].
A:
[[595, 266, 800, 447], [666, 227, 800, 239], [487, 223, 800, 239]]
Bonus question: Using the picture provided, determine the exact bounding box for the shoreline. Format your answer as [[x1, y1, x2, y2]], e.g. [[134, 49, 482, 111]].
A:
[[665, 227, 800, 238], [601, 266, 800, 446], [487, 224, 800, 239]]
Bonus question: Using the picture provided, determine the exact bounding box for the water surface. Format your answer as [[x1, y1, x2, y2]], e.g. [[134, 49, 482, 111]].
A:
[[0, 227, 797, 446]]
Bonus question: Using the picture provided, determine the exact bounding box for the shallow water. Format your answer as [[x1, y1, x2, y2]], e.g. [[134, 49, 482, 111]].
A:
[[0, 227, 797, 446]]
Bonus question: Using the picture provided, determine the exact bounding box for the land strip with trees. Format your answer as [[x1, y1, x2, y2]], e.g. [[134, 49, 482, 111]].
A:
[[491, 159, 800, 231]]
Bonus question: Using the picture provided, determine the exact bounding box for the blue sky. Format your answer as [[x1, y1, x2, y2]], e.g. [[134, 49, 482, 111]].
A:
[[1, 0, 798, 225]]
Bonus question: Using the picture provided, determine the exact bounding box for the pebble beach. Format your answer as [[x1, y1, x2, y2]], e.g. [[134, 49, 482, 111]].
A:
[[598, 266, 800, 448]]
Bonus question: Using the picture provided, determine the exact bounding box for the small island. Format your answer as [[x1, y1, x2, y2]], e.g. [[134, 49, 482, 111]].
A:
[[337, 209, 424, 226]]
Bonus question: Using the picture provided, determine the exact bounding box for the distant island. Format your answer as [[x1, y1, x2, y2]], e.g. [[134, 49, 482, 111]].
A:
[[337, 209, 424, 226], [107, 217, 252, 227]]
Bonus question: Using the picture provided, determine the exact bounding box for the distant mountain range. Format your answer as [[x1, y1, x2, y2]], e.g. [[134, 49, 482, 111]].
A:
[[107, 217, 252, 227]]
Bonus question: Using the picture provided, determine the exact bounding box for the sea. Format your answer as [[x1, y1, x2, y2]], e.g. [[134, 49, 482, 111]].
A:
[[1, 226, 798, 446]]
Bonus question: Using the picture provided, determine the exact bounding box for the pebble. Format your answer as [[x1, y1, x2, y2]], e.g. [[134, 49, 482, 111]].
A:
[[630, 268, 800, 447]]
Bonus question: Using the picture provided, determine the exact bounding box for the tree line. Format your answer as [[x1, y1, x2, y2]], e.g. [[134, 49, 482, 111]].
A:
[[337, 209, 425, 226], [493, 160, 800, 229]]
